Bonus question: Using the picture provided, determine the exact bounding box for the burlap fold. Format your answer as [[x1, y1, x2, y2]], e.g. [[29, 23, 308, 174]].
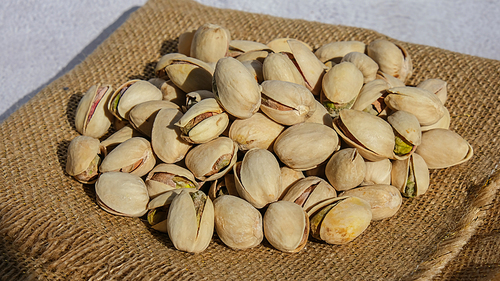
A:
[[1, 0, 500, 280]]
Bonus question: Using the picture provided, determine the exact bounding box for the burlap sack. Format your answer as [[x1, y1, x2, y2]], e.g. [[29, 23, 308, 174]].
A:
[[1, 0, 499, 280]]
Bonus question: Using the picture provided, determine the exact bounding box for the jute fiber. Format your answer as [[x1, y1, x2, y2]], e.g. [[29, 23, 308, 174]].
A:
[[1, 0, 500, 280]]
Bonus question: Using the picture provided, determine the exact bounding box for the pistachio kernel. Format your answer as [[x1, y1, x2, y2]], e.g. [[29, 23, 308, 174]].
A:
[[394, 134, 413, 156]]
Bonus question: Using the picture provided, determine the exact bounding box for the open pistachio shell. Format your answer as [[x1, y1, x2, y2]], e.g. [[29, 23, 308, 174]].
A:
[[99, 137, 156, 177], [213, 195, 263, 250], [213, 57, 261, 119], [282, 176, 337, 212], [351, 79, 390, 117], [185, 90, 215, 111], [260, 80, 316, 125], [325, 148, 366, 192], [66, 136, 101, 184], [367, 39, 413, 83], [155, 53, 187, 78], [108, 80, 163, 121], [340, 184, 402, 221], [95, 172, 149, 217], [234, 148, 281, 209], [145, 163, 199, 198], [333, 109, 395, 161], [228, 112, 284, 151], [177, 30, 195, 56], [165, 57, 214, 93], [129, 100, 179, 137], [391, 153, 430, 197], [387, 110, 422, 159], [288, 39, 326, 95], [262, 52, 306, 86], [185, 137, 238, 181], [274, 122, 340, 171], [75, 84, 114, 138], [341, 52, 379, 84], [99, 124, 143, 155], [190, 23, 231, 63], [167, 190, 214, 253], [151, 108, 192, 164], [361, 159, 392, 186], [415, 128, 473, 169], [307, 196, 372, 245], [314, 41, 366, 63], [263, 201, 309, 253]]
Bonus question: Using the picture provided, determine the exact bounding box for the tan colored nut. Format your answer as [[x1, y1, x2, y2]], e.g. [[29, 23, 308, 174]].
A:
[[262, 52, 306, 86], [361, 159, 392, 186], [288, 39, 326, 95], [282, 176, 337, 212], [340, 184, 402, 221], [75, 84, 114, 138], [208, 173, 239, 201], [108, 80, 163, 121], [190, 23, 231, 63], [242, 60, 264, 83], [155, 53, 187, 79], [99, 137, 156, 177], [229, 112, 284, 151], [151, 108, 192, 164], [279, 166, 305, 198], [267, 38, 312, 53], [417, 78, 448, 105], [367, 39, 413, 82], [391, 153, 430, 198], [148, 78, 186, 106], [341, 51, 379, 84], [325, 148, 366, 192], [351, 79, 390, 117], [387, 110, 422, 159], [66, 135, 101, 184], [99, 124, 143, 155], [178, 30, 196, 56], [128, 100, 179, 137], [304, 99, 333, 128], [315, 41, 366, 63], [145, 163, 199, 198], [165, 57, 214, 93]]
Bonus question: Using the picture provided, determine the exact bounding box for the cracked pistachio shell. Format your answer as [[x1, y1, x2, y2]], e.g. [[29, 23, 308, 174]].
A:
[[165, 57, 214, 93], [420, 107, 450, 131], [321, 62, 364, 114], [351, 79, 390, 117], [213, 195, 263, 250], [288, 39, 326, 95], [415, 129, 473, 169], [282, 176, 337, 212], [229, 112, 284, 151], [262, 52, 306, 86], [99, 137, 156, 177], [151, 108, 192, 164], [305, 99, 333, 128], [242, 60, 264, 83], [148, 78, 186, 106], [307, 196, 372, 244], [417, 78, 448, 105], [325, 148, 366, 192], [145, 163, 199, 198], [341, 52, 379, 84], [367, 39, 413, 82], [274, 122, 340, 171], [260, 80, 316, 125], [340, 184, 402, 221], [385, 86, 446, 126], [178, 30, 195, 56], [129, 100, 179, 137], [279, 166, 305, 198], [314, 41, 366, 63], [387, 110, 422, 160], [75, 84, 114, 138], [209, 173, 239, 201], [190, 23, 231, 63], [175, 98, 229, 144], [213, 57, 261, 119], [108, 80, 163, 121], [95, 172, 149, 217], [99, 124, 143, 155], [66, 136, 101, 184], [185, 137, 238, 181], [234, 148, 281, 209], [391, 153, 429, 198], [333, 109, 395, 161], [263, 201, 309, 253], [155, 53, 188, 78], [167, 190, 214, 253], [361, 159, 392, 186], [266, 38, 312, 53]]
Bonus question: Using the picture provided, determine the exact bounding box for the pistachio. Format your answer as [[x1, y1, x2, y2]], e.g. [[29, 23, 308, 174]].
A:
[[99, 137, 156, 177], [351, 79, 390, 116], [155, 53, 187, 79], [75, 84, 114, 138], [267, 38, 313, 53], [208, 173, 239, 201], [279, 166, 305, 199], [391, 153, 430, 198], [66, 136, 101, 184], [367, 39, 413, 82], [287, 39, 326, 95], [340, 185, 402, 220], [314, 41, 366, 63], [151, 108, 192, 164], [228, 112, 284, 151], [417, 78, 448, 105], [361, 159, 392, 186], [165, 57, 214, 93], [145, 163, 199, 198], [325, 148, 366, 192], [387, 110, 422, 159], [128, 100, 179, 137], [282, 176, 337, 212], [190, 23, 231, 63], [262, 52, 306, 86], [99, 124, 143, 155], [148, 78, 186, 106], [341, 51, 379, 83], [178, 30, 196, 56], [108, 80, 163, 121]]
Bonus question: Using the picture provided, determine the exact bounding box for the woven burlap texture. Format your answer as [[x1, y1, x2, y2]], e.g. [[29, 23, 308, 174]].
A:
[[1, 0, 500, 280]]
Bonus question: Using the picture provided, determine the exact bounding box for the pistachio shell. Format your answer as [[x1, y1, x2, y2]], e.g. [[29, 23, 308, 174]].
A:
[[341, 52, 379, 83], [108, 80, 163, 121], [361, 159, 392, 186], [66, 136, 101, 184], [325, 148, 366, 191], [185, 90, 216, 111], [145, 163, 199, 198], [351, 79, 390, 116], [99, 137, 156, 177], [263, 201, 309, 253], [190, 23, 231, 63], [279, 166, 305, 198], [208, 173, 239, 201], [213, 195, 263, 250], [367, 39, 413, 82], [178, 30, 195, 56], [151, 108, 192, 164], [155, 53, 187, 78], [148, 78, 186, 106], [314, 41, 366, 63], [235, 50, 269, 63], [262, 52, 306, 86], [75, 84, 114, 138], [165, 57, 214, 93], [321, 62, 364, 115], [242, 60, 264, 83], [417, 78, 448, 105], [376, 71, 406, 88], [282, 176, 337, 212], [148, 188, 197, 210], [387, 110, 422, 146], [129, 100, 179, 137], [420, 107, 450, 131], [228, 112, 284, 151], [288, 39, 326, 95], [99, 124, 143, 155], [340, 184, 402, 220], [391, 153, 430, 197]]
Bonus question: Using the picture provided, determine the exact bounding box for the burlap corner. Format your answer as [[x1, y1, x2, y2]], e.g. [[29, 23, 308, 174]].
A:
[[1, 0, 500, 280]]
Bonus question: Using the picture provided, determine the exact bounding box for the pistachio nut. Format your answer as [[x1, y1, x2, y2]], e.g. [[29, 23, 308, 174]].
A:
[[282, 176, 337, 212], [367, 39, 413, 82], [99, 137, 156, 177], [151, 108, 192, 164], [263, 201, 309, 253], [262, 52, 306, 86], [391, 153, 430, 198], [321, 62, 364, 117], [147, 207, 169, 233], [213, 57, 261, 119], [185, 90, 215, 111], [340, 184, 402, 220], [66, 135, 101, 184], [185, 136, 238, 181], [387, 110, 422, 159], [287, 39, 326, 95], [234, 148, 281, 209], [148, 78, 186, 106], [260, 80, 316, 125], [415, 128, 473, 169], [147, 188, 198, 232], [266, 37, 312, 53], [228, 112, 284, 151], [307, 196, 372, 244], [274, 122, 340, 171], [333, 109, 395, 161], [242, 60, 264, 83], [208, 173, 239, 201], [108, 80, 163, 121], [325, 148, 366, 192], [155, 53, 188, 79], [145, 163, 199, 198], [99, 124, 143, 155], [314, 41, 366, 63], [190, 23, 231, 63], [167, 190, 214, 253], [165, 57, 214, 93], [417, 78, 448, 105], [351, 79, 390, 117], [361, 159, 392, 186], [175, 98, 229, 144], [74, 84, 114, 138], [178, 30, 196, 56], [279, 166, 305, 198], [95, 171, 149, 217], [385, 86, 446, 126], [341, 51, 379, 84], [213, 195, 263, 250], [128, 100, 179, 137]]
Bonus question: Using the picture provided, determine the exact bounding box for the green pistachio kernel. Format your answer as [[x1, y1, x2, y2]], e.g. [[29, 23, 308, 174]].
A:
[[394, 135, 413, 156]]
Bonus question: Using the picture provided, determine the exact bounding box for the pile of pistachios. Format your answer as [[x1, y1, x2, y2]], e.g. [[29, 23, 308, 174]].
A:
[[66, 23, 473, 253]]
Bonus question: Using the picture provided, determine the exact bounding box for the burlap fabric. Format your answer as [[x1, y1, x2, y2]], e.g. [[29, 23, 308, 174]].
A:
[[1, 0, 500, 279]]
